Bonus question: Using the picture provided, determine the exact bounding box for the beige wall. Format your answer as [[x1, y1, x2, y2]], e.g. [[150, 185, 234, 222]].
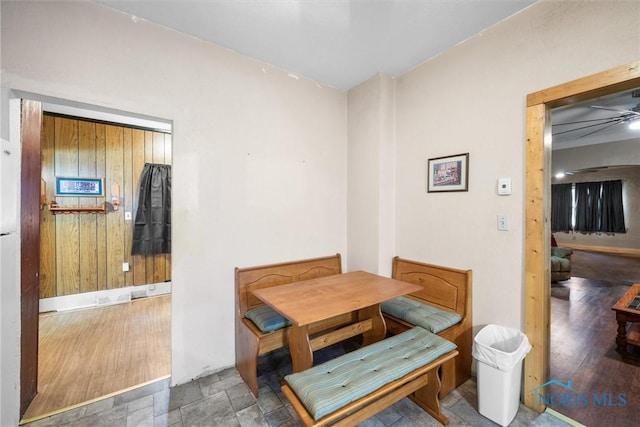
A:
[[552, 138, 640, 174], [394, 0, 640, 329], [1, 2, 346, 422], [347, 73, 396, 276]]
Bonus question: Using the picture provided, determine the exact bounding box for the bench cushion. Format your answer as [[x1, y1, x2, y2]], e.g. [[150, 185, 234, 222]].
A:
[[381, 296, 462, 334], [244, 305, 291, 333], [284, 326, 456, 420]]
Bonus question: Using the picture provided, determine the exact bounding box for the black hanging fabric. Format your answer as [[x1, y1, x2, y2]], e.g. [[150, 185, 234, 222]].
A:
[[574, 182, 600, 232], [551, 183, 573, 232], [131, 163, 171, 255], [600, 180, 626, 233], [574, 180, 626, 234]]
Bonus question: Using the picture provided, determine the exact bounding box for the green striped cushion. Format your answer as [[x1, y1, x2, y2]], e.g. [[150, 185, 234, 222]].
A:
[[244, 305, 290, 333], [381, 296, 462, 333], [284, 327, 456, 420]]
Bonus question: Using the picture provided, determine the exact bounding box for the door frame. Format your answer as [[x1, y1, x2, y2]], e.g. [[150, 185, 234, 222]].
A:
[[20, 99, 42, 417], [17, 96, 173, 420], [523, 61, 640, 411]]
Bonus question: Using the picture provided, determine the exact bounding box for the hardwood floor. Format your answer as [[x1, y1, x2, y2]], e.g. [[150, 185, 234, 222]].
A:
[[22, 294, 171, 422], [570, 249, 640, 286], [551, 250, 640, 427]]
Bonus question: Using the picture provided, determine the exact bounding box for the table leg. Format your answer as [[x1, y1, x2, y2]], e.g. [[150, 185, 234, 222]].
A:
[[359, 304, 386, 347], [289, 324, 313, 373], [615, 314, 628, 354]]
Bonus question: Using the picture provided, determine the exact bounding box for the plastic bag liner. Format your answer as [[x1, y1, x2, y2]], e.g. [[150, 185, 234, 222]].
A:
[[472, 324, 532, 372]]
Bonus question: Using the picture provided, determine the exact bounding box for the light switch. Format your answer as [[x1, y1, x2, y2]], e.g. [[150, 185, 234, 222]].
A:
[[497, 215, 509, 231], [125, 211, 132, 221]]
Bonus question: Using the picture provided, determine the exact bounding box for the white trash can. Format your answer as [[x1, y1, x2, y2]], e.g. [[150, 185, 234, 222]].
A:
[[472, 324, 532, 427]]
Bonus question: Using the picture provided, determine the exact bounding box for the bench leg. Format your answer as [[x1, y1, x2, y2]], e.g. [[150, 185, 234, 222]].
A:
[[410, 369, 449, 426], [236, 324, 260, 397], [439, 359, 455, 398], [440, 347, 472, 398]]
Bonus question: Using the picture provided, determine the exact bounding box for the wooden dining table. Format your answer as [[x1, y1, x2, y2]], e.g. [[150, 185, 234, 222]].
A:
[[252, 270, 422, 372]]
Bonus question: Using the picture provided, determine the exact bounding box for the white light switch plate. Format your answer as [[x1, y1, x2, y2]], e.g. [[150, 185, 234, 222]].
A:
[[497, 215, 509, 231]]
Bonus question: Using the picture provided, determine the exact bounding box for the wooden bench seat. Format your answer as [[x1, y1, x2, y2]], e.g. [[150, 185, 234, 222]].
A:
[[382, 257, 472, 398], [281, 327, 458, 426], [235, 254, 356, 397]]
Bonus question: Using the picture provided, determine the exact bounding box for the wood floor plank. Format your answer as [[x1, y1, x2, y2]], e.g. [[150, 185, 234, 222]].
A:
[[551, 250, 640, 427], [23, 295, 170, 419]]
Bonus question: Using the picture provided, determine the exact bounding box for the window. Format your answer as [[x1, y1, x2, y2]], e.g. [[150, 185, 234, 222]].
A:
[[551, 180, 626, 234]]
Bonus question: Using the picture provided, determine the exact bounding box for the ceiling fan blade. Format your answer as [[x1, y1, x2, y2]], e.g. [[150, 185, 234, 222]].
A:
[[591, 105, 640, 116], [565, 166, 612, 175], [574, 120, 624, 138], [552, 118, 625, 136], [552, 115, 623, 126]]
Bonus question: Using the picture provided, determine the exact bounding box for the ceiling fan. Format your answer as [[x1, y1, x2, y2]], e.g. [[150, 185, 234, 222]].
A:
[[552, 89, 640, 139]]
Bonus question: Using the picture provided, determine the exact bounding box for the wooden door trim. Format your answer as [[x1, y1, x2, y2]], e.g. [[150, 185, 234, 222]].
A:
[[524, 61, 640, 411]]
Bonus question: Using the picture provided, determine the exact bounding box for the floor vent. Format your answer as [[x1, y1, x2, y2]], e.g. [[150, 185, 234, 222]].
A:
[[131, 289, 148, 300], [96, 292, 131, 307]]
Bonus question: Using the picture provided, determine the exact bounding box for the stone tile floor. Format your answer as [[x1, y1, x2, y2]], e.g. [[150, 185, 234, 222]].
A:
[[24, 341, 574, 427]]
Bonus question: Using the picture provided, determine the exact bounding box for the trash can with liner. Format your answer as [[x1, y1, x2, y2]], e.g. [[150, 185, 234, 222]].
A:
[[472, 324, 532, 426]]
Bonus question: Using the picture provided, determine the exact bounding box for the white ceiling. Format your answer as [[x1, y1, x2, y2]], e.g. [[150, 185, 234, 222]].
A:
[[91, 0, 640, 146], [95, 0, 536, 90], [552, 88, 640, 149]]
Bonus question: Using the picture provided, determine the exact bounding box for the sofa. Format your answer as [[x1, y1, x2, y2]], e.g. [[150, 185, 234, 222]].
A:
[[551, 247, 573, 282]]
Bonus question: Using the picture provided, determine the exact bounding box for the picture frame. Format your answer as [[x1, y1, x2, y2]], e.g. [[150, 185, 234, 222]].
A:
[[427, 153, 469, 192], [55, 176, 105, 197]]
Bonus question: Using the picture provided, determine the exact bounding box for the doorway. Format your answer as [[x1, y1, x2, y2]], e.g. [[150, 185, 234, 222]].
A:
[[548, 88, 640, 425], [18, 99, 173, 422], [523, 61, 640, 411]]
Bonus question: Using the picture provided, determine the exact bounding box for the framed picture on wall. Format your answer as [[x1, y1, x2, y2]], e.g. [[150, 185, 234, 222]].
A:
[[427, 153, 469, 192], [55, 176, 105, 197]]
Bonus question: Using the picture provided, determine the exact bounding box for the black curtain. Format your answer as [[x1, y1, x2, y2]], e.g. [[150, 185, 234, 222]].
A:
[[551, 183, 573, 232], [131, 163, 171, 255], [574, 180, 626, 234], [600, 180, 626, 233], [574, 182, 601, 232]]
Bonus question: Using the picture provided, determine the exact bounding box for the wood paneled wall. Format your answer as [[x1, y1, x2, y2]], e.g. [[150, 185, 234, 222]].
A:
[[40, 114, 172, 298]]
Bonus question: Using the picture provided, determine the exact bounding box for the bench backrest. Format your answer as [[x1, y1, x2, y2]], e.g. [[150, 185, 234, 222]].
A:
[[392, 256, 471, 318], [236, 254, 342, 316]]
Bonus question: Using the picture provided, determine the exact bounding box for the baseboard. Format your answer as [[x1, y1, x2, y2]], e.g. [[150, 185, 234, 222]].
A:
[[39, 282, 172, 313], [545, 408, 586, 427], [558, 243, 640, 257]]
